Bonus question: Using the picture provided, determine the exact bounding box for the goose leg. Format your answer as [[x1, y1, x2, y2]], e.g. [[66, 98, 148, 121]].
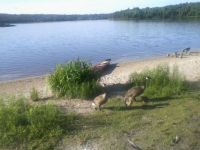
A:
[[128, 97, 133, 107]]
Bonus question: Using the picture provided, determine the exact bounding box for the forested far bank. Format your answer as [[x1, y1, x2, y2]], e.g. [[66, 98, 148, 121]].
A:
[[0, 13, 111, 24], [112, 2, 200, 20], [1, 2, 200, 24]]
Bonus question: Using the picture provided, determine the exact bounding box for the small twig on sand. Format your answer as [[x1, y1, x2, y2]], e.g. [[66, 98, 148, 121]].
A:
[[128, 139, 143, 150]]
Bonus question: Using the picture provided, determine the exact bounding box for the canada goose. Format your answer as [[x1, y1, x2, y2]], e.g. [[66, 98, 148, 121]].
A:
[[124, 76, 150, 107], [92, 93, 108, 110]]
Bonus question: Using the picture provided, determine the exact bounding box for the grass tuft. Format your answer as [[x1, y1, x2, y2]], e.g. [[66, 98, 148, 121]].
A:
[[0, 97, 77, 150], [48, 59, 102, 99], [30, 87, 39, 101], [129, 65, 188, 98]]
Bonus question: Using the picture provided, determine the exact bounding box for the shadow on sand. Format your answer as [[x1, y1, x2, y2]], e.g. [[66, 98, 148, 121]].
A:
[[100, 64, 132, 97], [104, 83, 132, 96], [101, 63, 119, 76], [187, 80, 200, 90]]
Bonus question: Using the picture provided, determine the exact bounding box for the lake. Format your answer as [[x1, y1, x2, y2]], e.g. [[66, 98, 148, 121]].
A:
[[0, 20, 200, 81]]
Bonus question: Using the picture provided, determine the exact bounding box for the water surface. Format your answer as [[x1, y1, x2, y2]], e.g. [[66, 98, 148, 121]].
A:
[[0, 20, 200, 81]]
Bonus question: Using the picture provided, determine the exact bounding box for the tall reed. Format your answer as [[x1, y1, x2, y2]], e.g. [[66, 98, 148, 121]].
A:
[[129, 65, 187, 98], [49, 59, 101, 99]]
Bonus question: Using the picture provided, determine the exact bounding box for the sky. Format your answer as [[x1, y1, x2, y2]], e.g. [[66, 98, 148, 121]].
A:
[[0, 0, 199, 14]]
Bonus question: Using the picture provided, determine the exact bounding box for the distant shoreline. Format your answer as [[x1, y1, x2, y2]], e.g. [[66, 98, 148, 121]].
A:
[[1, 2, 200, 24], [0, 23, 15, 27]]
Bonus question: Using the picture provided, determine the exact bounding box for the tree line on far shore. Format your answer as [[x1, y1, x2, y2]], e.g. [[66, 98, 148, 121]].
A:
[[0, 14, 111, 24], [0, 2, 200, 24], [112, 2, 200, 20]]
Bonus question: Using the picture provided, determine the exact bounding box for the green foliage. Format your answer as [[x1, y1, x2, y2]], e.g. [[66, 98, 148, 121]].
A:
[[112, 2, 200, 20], [0, 14, 110, 24], [129, 65, 187, 98], [0, 98, 77, 150], [49, 59, 102, 99], [30, 88, 39, 101]]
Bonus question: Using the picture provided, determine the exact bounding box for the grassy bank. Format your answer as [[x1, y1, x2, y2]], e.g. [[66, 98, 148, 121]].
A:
[[60, 91, 200, 150], [0, 63, 200, 149], [1, 91, 200, 149], [0, 98, 78, 150]]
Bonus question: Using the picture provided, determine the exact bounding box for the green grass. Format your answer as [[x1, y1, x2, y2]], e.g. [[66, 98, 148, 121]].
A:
[[60, 91, 200, 150], [1, 63, 199, 149], [129, 65, 188, 99], [49, 59, 102, 99], [30, 87, 39, 101], [0, 97, 78, 150], [1, 92, 200, 149]]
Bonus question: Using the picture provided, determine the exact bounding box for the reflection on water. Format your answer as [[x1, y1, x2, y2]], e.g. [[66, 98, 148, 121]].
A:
[[0, 20, 200, 81]]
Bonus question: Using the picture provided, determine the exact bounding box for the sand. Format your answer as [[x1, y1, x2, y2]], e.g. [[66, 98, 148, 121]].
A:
[[0, 75, 51, 98], [1, 52, 200, 98], [101, 54, 200, 85]]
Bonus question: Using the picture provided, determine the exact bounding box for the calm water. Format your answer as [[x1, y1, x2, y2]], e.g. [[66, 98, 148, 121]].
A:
[[0, 20, 200, 81]]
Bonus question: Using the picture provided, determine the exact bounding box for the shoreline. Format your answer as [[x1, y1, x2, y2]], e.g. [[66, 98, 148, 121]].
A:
[[0, 55, 164, 84], [2, 48, 200, 84], [0, 74, 49, 84], [1, 53, 200, 98], [101, 54, 200, 84]]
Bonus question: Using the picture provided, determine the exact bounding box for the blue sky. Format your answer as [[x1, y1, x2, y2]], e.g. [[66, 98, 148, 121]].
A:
[[0, 0, 199, 14]]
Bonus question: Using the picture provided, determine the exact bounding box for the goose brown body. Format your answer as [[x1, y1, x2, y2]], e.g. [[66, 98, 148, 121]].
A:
[[125, 87, 145, 99], [124, 76, 150, 107], [124, 87, 145, 107], [92, 93, 107, 110]]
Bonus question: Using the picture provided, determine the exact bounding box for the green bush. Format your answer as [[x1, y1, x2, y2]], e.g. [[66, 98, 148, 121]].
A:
[[0, 98, 77, 150], [48, 59, 102, 99], [30, 88, 39, 101], [129, 65, 188, 98]]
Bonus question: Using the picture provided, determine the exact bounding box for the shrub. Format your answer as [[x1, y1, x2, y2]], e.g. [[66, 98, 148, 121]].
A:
[[30, 88, 39, 101], [129, 65, 188, 98], [48, 59, 102, 99], [0, 98, 77, 150]]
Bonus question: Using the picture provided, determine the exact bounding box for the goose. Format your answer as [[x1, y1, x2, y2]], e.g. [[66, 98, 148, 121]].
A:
[[92, 93, 108, 110], [124, 76, 150, 107]]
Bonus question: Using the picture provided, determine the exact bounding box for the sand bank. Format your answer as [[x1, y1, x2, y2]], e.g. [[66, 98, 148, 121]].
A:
[[1, 53, 200, 98], [101, 54, 200, 85]]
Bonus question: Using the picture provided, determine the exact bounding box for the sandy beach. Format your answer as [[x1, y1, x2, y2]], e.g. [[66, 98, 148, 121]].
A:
[[1, 52, 200, 98]]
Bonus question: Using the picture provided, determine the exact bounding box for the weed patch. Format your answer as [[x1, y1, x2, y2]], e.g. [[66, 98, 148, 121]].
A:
[[129, 65, 188, 98], [30, 87, 39, 101], [0, 98, 77, 150], [49, 59, 102, 99]]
